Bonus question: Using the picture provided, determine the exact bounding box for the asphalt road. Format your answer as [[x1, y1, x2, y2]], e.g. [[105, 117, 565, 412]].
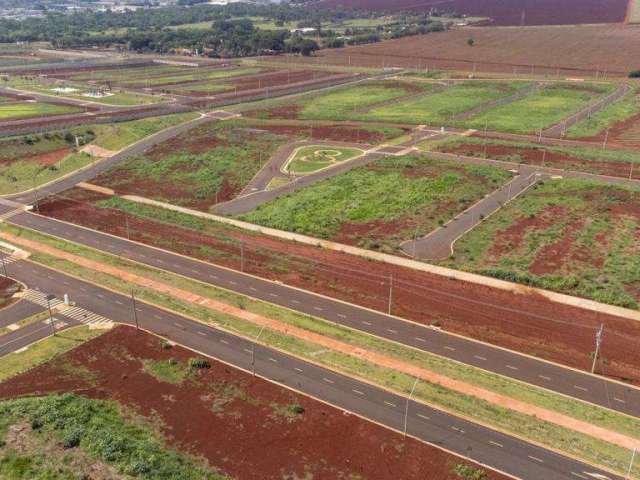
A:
[[401, 168, 543, 259], [1, 259, 624, 480], [7, 210, 640, 419], [6, 114, 215, 204]]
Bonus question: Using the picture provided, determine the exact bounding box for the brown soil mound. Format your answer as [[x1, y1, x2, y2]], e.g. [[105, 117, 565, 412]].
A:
[[0, 326, 507, 480], [0, 277, 21, 309]]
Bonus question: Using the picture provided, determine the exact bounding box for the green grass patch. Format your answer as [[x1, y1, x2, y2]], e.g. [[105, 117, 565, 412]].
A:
[[0, 101, 81, 121], [88, 112, 199, 151], [0, 151, 94, 196], [464, 84, 613, 134], [0, 394, 227, 479], [124, 67, 262, 88], [0, 326, 105, 383], [285, 145, 364, 174], [142, 358, 188, 384], [566, 90, 640, 138], [241, 155, 510, 252], [5, 222, 639, 479]]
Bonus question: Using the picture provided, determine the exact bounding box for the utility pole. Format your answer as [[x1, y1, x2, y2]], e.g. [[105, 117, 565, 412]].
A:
[[387, 274, 393, 315], [591, 324, 604, 374], [131, 290, 139, 331], [125, 213, 130, 241], [46, 294, 56, 337], [0, 250, 7, 277], [403, 378, 419, 437], [252, 325, 267, 377], [240, 240, 245, 272], [627, 448, 637, 480], [630, 162, 635, 180], [602, 128, 609, 151]]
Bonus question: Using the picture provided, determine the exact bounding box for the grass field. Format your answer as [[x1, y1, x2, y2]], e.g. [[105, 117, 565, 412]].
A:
[[628, 0, 640, 23], [0, 326, 103, 383], [6, 222, 640, 479], [69, 65, 187, 83], [94, 120, 292, 208], [285, 145, 364, 174], [566, 90, 640, 138], [0, 151, 94, 195], [241, 155, 511, 252], [87, 112, 199, 151], [123, 67, 262, 88], [0, 395, 225, 479], [0, 101, 81, 121], [5, 77, 165, 106], [441, 178, 640, 308], [462, 84, 614, 134]]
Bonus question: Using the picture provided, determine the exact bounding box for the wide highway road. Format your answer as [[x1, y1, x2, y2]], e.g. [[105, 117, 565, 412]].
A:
[[2, 259, 624, 480], [5, 209, 639, 419]]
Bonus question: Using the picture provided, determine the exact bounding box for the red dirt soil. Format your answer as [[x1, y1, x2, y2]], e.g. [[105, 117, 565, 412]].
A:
[[439, 142, 640, 180], [303, 25, 640, 76], [0, 277, 20, 310], [574, 111, 640, 147], [0, 326, 507, 480], [37, 188, 640, 386]]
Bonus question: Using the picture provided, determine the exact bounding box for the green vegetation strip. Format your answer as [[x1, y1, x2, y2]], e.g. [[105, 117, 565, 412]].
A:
[[566, 90, 640, 138], [3, 223, 639, 478], [0, 102, 81, 121], [0, 326, 104, 383], [0, 394, 227, 479]]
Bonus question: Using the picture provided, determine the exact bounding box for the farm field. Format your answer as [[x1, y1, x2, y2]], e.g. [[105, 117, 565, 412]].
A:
[[0, 326, 507, 480], [441, 178, 640, 309], [285, 145, 365, 174], [313, 0, 628, 25], [310, 25, 640, 75], [35, 187, 640, 386], [0, 101, 82, 121], [428, 136, 640, 179], [121, 66, 263, 88], [240, 155, 511, 251], [463, 83, 612, 134]]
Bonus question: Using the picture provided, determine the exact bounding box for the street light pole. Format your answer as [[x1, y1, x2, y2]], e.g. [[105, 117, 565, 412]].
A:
[[46, 295, 56, 336], [387, 274, 393, 316], [591, 324, 604, 374], [131, 290, 139, 331], [252, 325, 267, 377], [403, 378, 419, 437], [0, 250, 7, 277], [627, 448, 636, 480]]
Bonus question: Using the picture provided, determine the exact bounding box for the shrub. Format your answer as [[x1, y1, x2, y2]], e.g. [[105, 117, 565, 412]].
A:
[[189, 358, 211, 369], [629, 70, 640, 78], [160, 340, 172, 350], [288, 404, 305, 415], [454, 463, 487, 480], [63, 427, 84, 448]]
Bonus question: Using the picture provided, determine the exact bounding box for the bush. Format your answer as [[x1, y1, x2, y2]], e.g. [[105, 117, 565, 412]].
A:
[[63, 427, 84, 448], [288, 404, 305, 415], [629, 70, 640, 78], [189, 358, 211, 369], [454, 464, 487, 480], [160, 340, 172, 350]]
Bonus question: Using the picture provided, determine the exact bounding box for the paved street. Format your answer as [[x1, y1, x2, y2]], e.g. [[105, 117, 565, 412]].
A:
[[0, 259, 624, 480]]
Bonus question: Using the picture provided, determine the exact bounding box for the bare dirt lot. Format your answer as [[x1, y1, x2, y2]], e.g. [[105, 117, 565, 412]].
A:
[[0, 326, 506, 480], [311, 24, 640, 75], [37, 188, 640, 385], [314, 0, 628, 25]]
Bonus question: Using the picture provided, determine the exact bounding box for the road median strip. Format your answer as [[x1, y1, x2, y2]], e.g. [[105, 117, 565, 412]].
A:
[[2, 227, 640, 479]]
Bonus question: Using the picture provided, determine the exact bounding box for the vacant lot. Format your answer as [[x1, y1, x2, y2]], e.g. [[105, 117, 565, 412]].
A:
[[241, 155, 510, 252], [443, 178, 640, 308], [93, 120, 294, 209], [314, 0, 628, 25], [566, 89, 640, 139], [464, 83, 611, 134], [0, 101, 81, 121], [430, 136, 640, 179], [285, 145, 364, 174], [313, 25, 640, 75], [0, 326, 504, 480]]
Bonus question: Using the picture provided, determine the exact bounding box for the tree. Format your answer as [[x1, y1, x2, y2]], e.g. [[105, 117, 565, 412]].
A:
[[467, 37, 475, 47]]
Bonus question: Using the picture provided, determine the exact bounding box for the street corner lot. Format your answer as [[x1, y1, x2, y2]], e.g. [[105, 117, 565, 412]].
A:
[[240, 154, 512, 253], [284, 144, 366, 175], [441, 177, 640, 309], [0, 325, 506, 480]]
